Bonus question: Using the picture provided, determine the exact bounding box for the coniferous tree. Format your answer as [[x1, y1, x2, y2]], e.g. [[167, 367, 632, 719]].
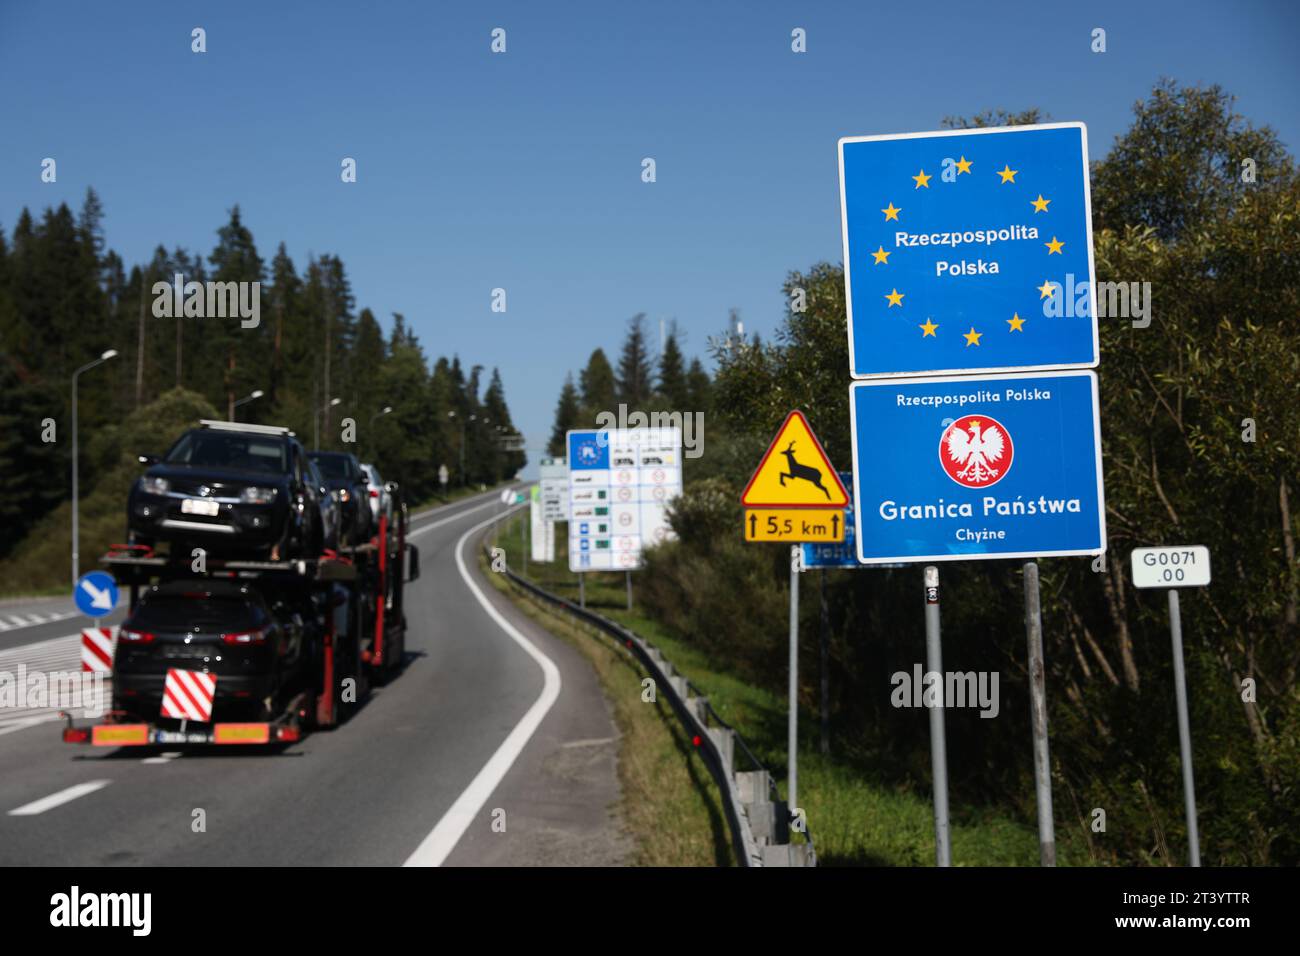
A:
[[684, 357, 712, 414], [579, 348, 616, 418], [616, 313, 654, 408], [656, 325, 688, 409], [207, 206, 267, 420], [548, 373, 581, 456]]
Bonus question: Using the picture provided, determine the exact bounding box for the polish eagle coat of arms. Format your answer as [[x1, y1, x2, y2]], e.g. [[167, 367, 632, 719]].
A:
[[939, 415, 1014, 488]]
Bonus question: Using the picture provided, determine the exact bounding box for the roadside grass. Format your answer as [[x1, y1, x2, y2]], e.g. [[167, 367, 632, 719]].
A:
[[478, 532, 734, 866], [490, 511, 1094, 867]]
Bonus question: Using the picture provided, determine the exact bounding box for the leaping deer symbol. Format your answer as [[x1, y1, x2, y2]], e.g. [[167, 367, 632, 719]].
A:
[[779, 441, 831, 499]]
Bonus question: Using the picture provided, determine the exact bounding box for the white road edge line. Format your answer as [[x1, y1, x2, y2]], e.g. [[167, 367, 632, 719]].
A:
[[406, 496, 504, 540], [8, 780, 111, 816], [403, 506, 559, 867]]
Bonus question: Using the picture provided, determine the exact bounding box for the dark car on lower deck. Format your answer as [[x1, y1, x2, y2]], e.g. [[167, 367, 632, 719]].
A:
[[111, 579, 316, 724]]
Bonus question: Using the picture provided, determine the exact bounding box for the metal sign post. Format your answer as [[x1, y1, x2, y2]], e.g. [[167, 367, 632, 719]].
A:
[[923, 565, 951, 866], [788, 546, 801, 821], [1131, 545, 1211, 867], [1167, 587, 1200, 867], [819, 569, 830, 755], [741, 412, 849, 830], [1022, 560, 1056, 866]]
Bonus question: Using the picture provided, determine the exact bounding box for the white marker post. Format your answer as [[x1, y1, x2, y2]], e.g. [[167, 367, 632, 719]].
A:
[[1023, 560, 1056, 866], [924, 565, 951, 866], [1131, 545, 1212, 867]]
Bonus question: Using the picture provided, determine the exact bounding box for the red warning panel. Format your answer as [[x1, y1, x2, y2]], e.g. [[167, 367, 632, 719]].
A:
[[160, 669, 217, 722]]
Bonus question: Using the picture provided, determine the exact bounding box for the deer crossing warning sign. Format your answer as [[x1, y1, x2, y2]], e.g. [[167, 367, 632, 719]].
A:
[[742, 411, 848, 541]]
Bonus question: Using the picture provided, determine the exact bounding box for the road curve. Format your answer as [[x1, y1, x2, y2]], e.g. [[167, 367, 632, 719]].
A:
[[0, 488, 630, 866]]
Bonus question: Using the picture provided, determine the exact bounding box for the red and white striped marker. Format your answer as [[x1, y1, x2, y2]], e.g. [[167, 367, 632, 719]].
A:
[[160, 669, 217, 723], [81, 627, 116, 673]]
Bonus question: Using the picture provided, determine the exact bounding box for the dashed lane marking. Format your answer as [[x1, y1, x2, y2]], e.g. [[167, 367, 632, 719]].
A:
[[8, 780, 111, 816]]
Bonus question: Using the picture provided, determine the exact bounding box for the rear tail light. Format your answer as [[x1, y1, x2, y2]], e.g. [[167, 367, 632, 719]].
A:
[[369, 489, 379, 498], [221, 629, 267, 645], [119, 628, 156, 644], [63, 727, 91, 744]]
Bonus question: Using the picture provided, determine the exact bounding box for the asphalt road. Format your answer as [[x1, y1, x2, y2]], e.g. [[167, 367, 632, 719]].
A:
[[0, 488, 630, 866]]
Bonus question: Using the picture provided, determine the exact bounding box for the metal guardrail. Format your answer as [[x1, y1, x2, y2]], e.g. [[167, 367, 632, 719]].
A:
[[482, 512, 815, 868]]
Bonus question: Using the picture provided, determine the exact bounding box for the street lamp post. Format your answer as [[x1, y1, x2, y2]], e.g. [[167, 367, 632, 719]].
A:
[[448, 411, 472, 486], [230, 388, 265, 422], [369, 405, 393, 456], [314, 396, 341, 449], [72, 348, 118, 588]]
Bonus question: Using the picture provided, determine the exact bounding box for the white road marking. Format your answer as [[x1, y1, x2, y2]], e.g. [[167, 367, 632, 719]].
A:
[[403, 506, 560, 867], [0, 632, 111, 731], [0, 610, 81, 634], [8, 780, 111, 816], [142, 751, 181, 765], [406, 496, 505, 541], [0, 714, 64, 738], [561, 736, 617, 749]]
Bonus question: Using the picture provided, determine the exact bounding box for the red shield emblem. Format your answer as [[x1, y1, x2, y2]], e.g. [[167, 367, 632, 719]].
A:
[[939, 415, 1013, 488]]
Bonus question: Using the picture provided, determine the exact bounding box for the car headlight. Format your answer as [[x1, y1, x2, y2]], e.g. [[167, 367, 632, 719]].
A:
[[338, 489, 351, 503], [140, 476, 169, 495], [240, 487, 278, 505]]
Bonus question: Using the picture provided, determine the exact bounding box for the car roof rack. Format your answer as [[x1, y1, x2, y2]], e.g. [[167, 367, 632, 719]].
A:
[[197, 419, 295, 437]]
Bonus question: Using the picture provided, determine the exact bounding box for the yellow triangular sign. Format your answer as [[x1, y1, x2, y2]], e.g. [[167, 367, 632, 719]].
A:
[[741, 410, 848, 508]]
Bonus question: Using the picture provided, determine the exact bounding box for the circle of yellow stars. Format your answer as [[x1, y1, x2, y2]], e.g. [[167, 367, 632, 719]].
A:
[[870, 154, 1066, 346]]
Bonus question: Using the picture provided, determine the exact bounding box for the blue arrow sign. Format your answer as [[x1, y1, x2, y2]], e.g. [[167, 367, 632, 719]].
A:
[[74, 570, 119, 617], [848, 371, 1105, 563], [839, 123, 1098, 378]]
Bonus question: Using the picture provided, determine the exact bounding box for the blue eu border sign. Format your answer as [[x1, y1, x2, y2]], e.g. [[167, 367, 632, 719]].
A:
[[848, 370, 1105, 564], [839, 123, 1098, 379]]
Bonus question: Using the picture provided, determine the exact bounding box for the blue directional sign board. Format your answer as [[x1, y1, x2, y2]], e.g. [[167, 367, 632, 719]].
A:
[[802, 473, 859, 569], [567, 427, 682, 572], [839, 123, 1098, 379], [74, 570, 118, 617], [848, 370, 1105, 564]]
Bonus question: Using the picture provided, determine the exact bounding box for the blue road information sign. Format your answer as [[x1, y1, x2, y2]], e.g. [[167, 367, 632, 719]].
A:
[[74, 570, 119, 617], [848, 370, 1106, 564], [567, 426, 682, 572], [838, 123, 1098, 379], [802, 473, 860, 568]]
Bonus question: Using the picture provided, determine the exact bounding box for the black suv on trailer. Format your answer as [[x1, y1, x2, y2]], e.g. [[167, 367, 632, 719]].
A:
[[308, 451, 371, 547], [111, 579, 316, 723], [129, 420, 322, 560]]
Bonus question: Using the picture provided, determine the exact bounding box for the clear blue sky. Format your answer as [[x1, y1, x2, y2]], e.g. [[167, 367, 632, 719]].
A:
[[3, 1, 1297, 470]]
